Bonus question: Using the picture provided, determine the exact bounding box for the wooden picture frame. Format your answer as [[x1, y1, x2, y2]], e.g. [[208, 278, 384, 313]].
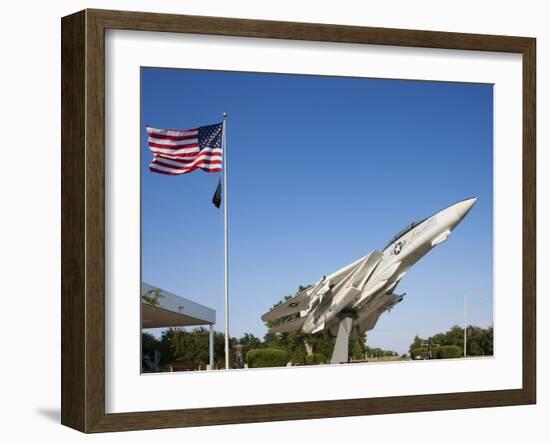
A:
[[61, 8, 536, 433]]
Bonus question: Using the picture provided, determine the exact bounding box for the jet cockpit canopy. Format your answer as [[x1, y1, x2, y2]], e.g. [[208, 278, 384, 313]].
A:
[[384, 217, 428, 250]]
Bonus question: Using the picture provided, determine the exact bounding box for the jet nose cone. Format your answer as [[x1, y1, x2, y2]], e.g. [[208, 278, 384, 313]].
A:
[[454, 197, 477, 220]]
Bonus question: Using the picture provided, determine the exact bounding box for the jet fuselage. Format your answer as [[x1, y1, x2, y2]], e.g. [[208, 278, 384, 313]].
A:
[[263, 198, 478, 338]]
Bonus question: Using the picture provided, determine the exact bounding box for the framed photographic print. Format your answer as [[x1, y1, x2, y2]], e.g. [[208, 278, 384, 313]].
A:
[[61, 9, 536, 433]]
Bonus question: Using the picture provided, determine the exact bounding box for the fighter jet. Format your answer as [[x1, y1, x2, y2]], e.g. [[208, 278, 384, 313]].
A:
[[261, 197, 477, 363]]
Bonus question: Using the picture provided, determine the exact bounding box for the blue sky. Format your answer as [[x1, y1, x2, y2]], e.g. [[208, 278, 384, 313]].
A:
[[141, 67, 493, 355]]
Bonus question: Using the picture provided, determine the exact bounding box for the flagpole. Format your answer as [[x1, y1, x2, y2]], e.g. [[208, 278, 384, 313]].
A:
[[222, 113, 229, 370]]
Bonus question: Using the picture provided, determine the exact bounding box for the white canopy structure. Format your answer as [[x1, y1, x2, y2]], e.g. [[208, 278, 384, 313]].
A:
[[141, 282, 216, 368]]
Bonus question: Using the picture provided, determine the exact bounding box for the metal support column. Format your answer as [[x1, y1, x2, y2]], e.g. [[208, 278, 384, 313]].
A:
[[209, 324, 214, 369], [330, 314, 356, 364]]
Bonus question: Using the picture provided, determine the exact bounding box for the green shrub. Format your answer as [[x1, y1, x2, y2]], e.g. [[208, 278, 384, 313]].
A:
[[305, 353, 327, 365], [433, 345, 463, 359], [410, 348, 429, 360], [290, 346, 307, 365], [246, 348, 289, 368]]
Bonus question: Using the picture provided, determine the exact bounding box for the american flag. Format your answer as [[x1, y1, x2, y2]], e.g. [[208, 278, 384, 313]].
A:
[[146, 122, 223, 175]]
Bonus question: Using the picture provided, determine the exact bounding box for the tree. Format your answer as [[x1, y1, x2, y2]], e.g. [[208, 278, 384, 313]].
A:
[[409, 325, 493, 359], [141, 332, 159, 363], [141, 330, 178, 371], [431, 332, 446, 346], [350, 335, 366, 360], [162, 327, 227, 368], [445, 325, 465, 348], [239, 333, 263, 350], [141, 288, 164, 307], [409, 335, 424, 354], [482, 325, 494, 355], [365, 346, 397, 358]]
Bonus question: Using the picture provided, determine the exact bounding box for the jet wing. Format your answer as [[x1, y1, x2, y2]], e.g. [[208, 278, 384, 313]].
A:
[[323, 255, 371, 288], [349, 250, 383, 289], [261, 285, 314, 323], [262, 251, 383, 324], [268, 316, 307, 334], [329, 250, 383, 295]]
